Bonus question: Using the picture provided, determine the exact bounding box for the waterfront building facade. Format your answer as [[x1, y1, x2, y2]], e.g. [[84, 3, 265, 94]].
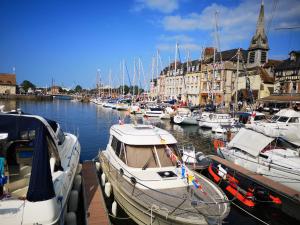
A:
[[0, 73, 16, 94], [274, 51, 300, 94], [151, 2, 290, 107], [185, 60, 201, 105]]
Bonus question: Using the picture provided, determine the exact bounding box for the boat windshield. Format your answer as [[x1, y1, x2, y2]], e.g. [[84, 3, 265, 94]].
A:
[[254, 115, 266, 121], [270, 115, 280, 122], [277, 116, 289, 122], [125, 144, 179, 168]]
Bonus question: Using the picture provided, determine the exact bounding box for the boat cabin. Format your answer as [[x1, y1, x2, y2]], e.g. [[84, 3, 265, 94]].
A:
[[236, 111, 266, 124], [0, 114, 63, 201], [108, 124, 181, 170], [208, 113, 231, 120], [270, 109, 300, 124]]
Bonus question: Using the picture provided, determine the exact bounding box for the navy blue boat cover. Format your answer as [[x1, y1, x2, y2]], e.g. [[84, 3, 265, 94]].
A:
[[0, 114, 55, 202]]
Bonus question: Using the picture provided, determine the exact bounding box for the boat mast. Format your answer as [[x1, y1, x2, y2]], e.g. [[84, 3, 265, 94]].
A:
[[138, 58, 141, 96], [212, 45, 216, 105], [109, 69, 112, 98], [96, 68, 100, 97], [174, 42, 178, 99], [122, 60, 125, 97], [133, 58, 136, 97], [156, 49, 160, 97], [235, 48, 240, 110]]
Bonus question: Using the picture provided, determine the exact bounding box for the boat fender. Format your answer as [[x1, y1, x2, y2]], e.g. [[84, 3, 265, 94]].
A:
[[50, 157, 56, 174], [76, 164, 82, 174], [104, 182, 112, 198], [95, 162, 101, 172], [72, 175, 82, 192], [217, 164, 227, 179], [101, 173, 106, 187], [65, 212, 77, 225], [269, 194, 282, 204], [68, 190, 79, 213], [112, 201, 117, 217], [208, 164, 220, 182], [226, 185, 255, 207], [130, 177, 137, 185]]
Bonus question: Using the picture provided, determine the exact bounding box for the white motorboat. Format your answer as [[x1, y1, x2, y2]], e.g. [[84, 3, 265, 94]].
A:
[[143, 106, 165, 118], [199, 113, 234, 129], [217, 128, 300, 192], [247, 109, 300, 146], [116, 99, 131, 111], [211, 124, 241, 134], [103, 99, 117, 108], [129, 104, 143, 114], [236, 111, 266, 124], [159, 107, 174, 120], [116, 103, 129, 111], [174, 109, 200, 125], [0, 113, 81, 225], [99, 124, 230, 225]]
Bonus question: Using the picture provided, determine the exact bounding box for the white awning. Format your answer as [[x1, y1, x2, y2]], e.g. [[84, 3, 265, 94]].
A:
[[228, 128, 274, 157]]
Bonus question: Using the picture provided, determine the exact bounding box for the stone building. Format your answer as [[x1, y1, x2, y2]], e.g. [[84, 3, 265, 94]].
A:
[[152, 2, 278, 107], [0, 73, 16, 94], [238, 1, 275, 102], [247, 1, 269, 68], [185, 60, 201, 105], [274, 51, 300, 94]]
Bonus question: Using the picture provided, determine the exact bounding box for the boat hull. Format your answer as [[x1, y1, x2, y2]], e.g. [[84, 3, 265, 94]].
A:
[[100, 153, 229, 225], [174, 116, 198, 125]]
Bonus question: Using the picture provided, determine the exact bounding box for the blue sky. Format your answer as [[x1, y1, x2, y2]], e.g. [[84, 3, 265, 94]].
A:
[[0, 0, 299, 89]]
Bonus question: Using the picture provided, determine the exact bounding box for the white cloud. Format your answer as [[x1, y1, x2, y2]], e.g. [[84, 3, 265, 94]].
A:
[[132, 0, 179, 13], [161, 0, 300, 49], [156, 34, 202, 59], [158, 34, 194, 42]]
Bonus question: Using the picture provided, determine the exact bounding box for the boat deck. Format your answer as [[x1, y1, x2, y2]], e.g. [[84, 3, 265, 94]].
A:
[[82, 161, 111, 225], [209, 155, 300, 202]]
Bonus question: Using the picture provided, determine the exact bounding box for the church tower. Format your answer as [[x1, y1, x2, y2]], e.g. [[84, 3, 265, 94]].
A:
[[247, 1, 269, 67]]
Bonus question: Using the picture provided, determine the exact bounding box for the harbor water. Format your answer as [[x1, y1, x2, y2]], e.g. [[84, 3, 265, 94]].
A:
[[0, 99, 296, 225]]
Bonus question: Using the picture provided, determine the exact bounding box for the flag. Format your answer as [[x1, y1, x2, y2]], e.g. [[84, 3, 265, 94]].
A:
[[118, 117, 124, 125]]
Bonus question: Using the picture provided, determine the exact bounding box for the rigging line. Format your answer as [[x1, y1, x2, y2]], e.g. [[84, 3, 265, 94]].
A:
[[214, 11, 222, 63], [107, 152, 231, 206], [266, 0, 279, 36], [231, 202, 270, 225], [125, 61, 132, 87]]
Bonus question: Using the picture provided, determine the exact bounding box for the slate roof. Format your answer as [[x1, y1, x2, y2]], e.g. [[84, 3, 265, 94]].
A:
[[258, 67, 274, 84], [275, 52, 300, 71], [0, 73, 16, 85], [204, 48, 248, 63], [263, 59, 282, 68]]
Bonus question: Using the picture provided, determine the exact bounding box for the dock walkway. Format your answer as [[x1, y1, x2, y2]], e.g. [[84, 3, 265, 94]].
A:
[[82, 161, 111, 225]]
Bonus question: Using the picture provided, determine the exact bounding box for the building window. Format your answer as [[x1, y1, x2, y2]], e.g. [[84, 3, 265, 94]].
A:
[[249, 51, 255, 64], [261, 51, 267, 64]]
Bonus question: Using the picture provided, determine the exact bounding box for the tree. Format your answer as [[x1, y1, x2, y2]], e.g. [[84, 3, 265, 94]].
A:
[[74, 85, 82, 93], [20, 80, 36, 92]]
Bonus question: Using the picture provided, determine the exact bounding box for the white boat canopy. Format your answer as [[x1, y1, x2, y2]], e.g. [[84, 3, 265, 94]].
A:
[[228, 128, 274, 157], [275, 109, 300, 117], [110, 124, 177, 145]]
